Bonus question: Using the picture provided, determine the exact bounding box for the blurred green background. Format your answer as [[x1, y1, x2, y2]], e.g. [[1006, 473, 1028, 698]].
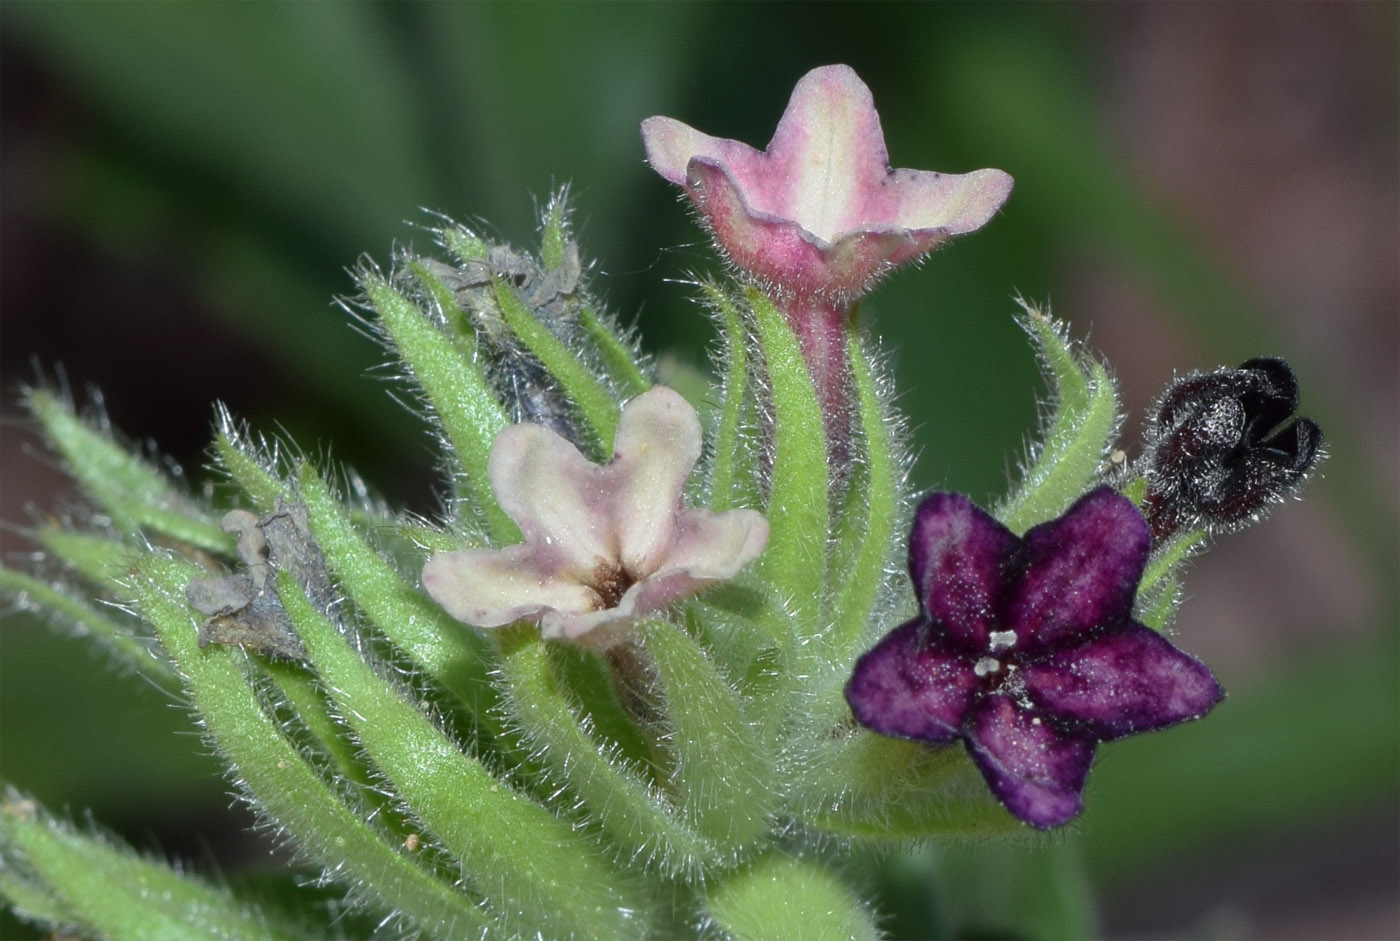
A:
[[2, 3, 1395, 938]]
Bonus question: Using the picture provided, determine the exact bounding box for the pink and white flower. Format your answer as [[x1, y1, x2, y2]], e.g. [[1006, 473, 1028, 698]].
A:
[[642, 65, 1012, 302], [642, 64, 1012, 428]]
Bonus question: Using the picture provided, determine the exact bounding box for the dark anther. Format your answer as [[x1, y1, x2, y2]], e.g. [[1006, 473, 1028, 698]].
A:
[[1140, 357, 1322, 541]]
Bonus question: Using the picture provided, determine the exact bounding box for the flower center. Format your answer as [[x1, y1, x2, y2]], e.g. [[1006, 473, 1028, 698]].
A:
[[589, 560, 637, 611], [988, 629, 1017, 654], [976, 630, 1024, 696]]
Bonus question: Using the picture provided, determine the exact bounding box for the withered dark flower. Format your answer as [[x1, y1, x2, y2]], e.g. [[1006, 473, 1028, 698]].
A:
[[845, 487, 1223, 828], [1141, 357, 1322, 541]]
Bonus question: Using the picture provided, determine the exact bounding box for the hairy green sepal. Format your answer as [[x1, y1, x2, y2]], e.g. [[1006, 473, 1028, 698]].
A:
[[496, 629, 718, 874], [707, 854, 880, 941], [747, 289, 829, 625], [131, 555, 489, 937], [996, 307, 1119, 535], [277, 572, 642, 939], [0, 789, 285, 941], [359, 274, 514, 541], [25, 389, 232, 554]]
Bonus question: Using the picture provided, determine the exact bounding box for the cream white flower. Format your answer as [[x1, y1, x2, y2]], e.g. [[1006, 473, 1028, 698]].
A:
[[422, 386, 768, 645]]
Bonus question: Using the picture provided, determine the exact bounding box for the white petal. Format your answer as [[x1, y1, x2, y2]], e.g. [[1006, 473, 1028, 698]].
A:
[[660, 508, 769, 581], [489, 421, 613, 574], [770, 64, 890, 242], [885, 166, 1015, 235], [608, 387, 703, 576], [422, 544, 597, 628]]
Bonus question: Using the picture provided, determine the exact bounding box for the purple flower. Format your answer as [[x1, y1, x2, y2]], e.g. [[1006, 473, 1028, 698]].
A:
[[422, 386, 768, 647], [845, 487, 1223, 828], [642, 65, 1012, 432]]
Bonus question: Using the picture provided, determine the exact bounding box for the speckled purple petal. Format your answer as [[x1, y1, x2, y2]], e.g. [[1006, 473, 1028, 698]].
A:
[[964, 694, 1096, 829], [1022, 622, 1224, 740], [845, 619, 979, 745], [1004, 487, 1150, 649], [908, 492, 1020, 652]]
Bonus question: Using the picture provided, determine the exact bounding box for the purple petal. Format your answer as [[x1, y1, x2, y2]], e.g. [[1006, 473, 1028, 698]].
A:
[[845, 619, 979, 745], [1022, 622, 1224, 740], [965, 694, 1096, 829], [908, 492, 1020, 652], [1005, 487, 1150, 649]]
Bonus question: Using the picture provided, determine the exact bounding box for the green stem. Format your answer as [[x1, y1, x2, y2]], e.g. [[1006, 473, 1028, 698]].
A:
[[496, 631, 717, 874], [132, 555, 490, 938], [707, 855, 880, 941], [642, 617, 773, 850], [278, 572, 643, 940]]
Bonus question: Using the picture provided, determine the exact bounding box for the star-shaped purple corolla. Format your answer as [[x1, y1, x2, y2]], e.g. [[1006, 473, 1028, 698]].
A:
[[845, 487, 1223, 828], [422, 386, 768, 648], [642, 64, 1012, 432]]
